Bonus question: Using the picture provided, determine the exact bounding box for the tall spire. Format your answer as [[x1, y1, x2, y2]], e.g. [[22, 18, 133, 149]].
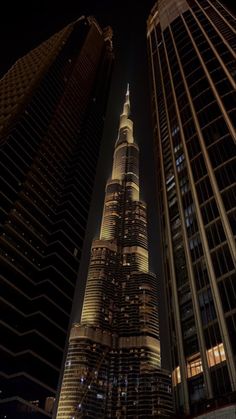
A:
[[111, 88, 138, 201], [56, 84, 173, 419], [124, 82, 130, 115], [115, 85, 134, 150], [102, 87, 140, 239], [120, 83, 131, 121]]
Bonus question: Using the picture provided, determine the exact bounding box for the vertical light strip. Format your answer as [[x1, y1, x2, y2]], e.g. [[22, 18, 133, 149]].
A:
[[195, 0, 236, 87], [210, 0, 236, 33], [170, 19, 236, 391], [162, 29, 213, 400], [182, 12, 236, 263], [183, 10, 236, 146], [215, 0, 236, 24], [148, 30, 190, 414]]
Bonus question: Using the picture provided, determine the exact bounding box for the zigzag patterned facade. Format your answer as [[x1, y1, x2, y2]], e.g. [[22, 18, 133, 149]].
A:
[[0, 16, 113, 418]]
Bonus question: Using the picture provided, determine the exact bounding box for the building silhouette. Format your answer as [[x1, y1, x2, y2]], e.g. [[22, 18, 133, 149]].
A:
[[56, 87, 173, 418], [0, 16, 113, 418], [147, 0, 236, 417]]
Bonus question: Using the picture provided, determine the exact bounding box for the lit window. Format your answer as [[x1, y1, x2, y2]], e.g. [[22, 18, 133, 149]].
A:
[[207, 343, 226, 367], [172, 366, 181, 386], [187, 354, 203, 378], [172, 126, 180, 137], [174, 143, 182, 153], [176, 154, 185, 166], [166, 173, 174, 184]]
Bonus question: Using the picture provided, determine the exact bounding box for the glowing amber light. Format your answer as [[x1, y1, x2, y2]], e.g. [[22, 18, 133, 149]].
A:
[[187, 355, 203, 378], [207, 343, 226, 367], [172, 366, 181, 386]]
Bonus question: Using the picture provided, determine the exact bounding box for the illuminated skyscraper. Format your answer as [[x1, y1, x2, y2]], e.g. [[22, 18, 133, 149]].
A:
[[0, 16, 113, 418], [56, 87, 173, 418], [147, 0, 236, 417]]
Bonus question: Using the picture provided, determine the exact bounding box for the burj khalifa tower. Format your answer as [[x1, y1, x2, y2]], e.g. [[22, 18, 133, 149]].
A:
[[56, 87, 173, 418]]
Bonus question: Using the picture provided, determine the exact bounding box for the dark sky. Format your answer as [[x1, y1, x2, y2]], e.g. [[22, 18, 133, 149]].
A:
[[1, 0, 235, 369], [0, 0, 167, 360], [0, 0, 157, 230]]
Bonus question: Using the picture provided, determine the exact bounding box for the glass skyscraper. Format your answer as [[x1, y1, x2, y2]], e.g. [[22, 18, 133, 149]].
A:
[[56, 87, 173, 418], [0, 16, 113, 418], [147, 0, 236, 417]]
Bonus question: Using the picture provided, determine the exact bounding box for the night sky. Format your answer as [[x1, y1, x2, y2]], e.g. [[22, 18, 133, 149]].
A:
[[1, 0, 235, 369]]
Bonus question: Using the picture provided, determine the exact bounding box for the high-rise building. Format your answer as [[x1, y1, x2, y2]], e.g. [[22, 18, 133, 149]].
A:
[[147, 0, 236, 417], [56, 87, 173, 418], [0, 16, 113, 418]]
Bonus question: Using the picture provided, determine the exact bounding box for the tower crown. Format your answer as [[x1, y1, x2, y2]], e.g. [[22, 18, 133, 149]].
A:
[[116, 84, 134, 147], [122, 82, 130, 116], [110, 87, 139, 197]]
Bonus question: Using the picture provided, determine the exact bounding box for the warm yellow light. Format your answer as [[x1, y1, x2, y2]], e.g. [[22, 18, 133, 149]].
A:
[[187, 354, 202, 378], [207, 343, 226, 367], [172, 366, 181, 386]]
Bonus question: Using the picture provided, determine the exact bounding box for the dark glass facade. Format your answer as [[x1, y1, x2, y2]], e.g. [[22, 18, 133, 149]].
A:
[[56, 88, 173, 418], [147, 0, 236, 417], [0, 17, 113, 418]]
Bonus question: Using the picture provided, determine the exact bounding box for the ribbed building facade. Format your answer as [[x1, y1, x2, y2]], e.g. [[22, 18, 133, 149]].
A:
[[0, 17, 113, 418], [147, 0, 236, 417], [56, 87, 173, 418]]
